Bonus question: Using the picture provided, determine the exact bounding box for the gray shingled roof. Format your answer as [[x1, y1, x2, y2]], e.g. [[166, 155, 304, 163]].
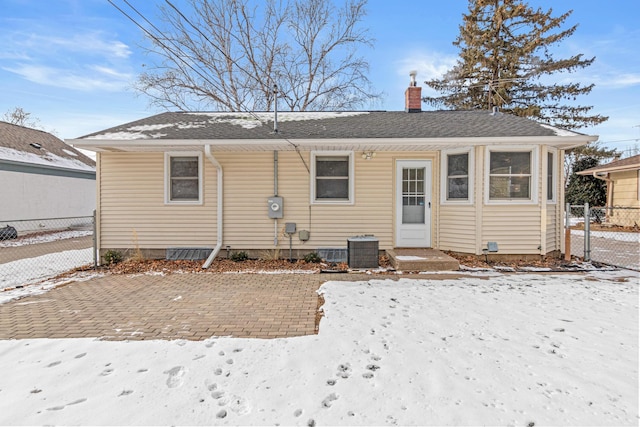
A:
[[80, 110, 583, 141], [577, 154, 640, 175], [0, 121, 95, 171]]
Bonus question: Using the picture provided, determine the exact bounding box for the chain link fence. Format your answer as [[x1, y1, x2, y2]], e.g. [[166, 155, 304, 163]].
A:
[[566, 204, 640, 271], [0, 215, 96, 289]]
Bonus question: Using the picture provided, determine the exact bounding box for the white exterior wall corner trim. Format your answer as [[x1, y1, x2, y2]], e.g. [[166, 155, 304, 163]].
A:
[[474, 146, 484, 255], [540, 146, 548, 255], [96, 152, 102, 264]]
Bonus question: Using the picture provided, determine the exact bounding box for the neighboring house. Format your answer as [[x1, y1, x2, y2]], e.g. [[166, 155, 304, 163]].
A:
[[0, 121, 96, 225], [70, 79, 597, 265], [577, 154, 640, 227]]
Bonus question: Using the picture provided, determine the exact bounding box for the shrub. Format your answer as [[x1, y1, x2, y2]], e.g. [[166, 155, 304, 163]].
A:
[[104, 250, 124, 265], [230, 251, 249, 262], [303, 252, 322, 263]]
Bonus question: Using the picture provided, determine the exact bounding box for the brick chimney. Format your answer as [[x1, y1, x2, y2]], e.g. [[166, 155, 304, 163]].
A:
[[405, 70, 422, 113]]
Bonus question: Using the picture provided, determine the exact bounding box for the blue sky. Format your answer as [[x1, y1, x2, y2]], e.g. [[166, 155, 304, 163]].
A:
[[1, 0, 639, 155]]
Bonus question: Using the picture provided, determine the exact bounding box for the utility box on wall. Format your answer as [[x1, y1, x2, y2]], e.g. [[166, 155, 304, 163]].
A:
[[267, 196, 283, 218], [347, 236, 379, 268]]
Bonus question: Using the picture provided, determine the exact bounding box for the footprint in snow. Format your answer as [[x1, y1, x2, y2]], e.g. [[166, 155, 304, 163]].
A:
[[100, 368, 114, 376], [74, 353, 87, 359], [322, 393, 338, 408], [164, 366, 186, 388], [46, 398, 87, 411], [47, 361, 61, 368], [227, 395, 251, 414], [337, 363, 351, 379]]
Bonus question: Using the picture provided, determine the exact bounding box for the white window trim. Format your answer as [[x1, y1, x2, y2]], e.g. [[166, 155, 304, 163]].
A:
[[484, 146, 539, 205], [546, 148, 558, 204], [310, 151, 355, 205], [164, 151, 204, 205], [440, 148, 474, 205]]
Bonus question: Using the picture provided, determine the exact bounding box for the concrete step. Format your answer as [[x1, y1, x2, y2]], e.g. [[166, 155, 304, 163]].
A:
[[386, 248, 460, 272]]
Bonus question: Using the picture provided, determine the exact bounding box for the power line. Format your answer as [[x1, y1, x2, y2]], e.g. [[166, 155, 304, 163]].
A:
[[108, 0, 310, 172]]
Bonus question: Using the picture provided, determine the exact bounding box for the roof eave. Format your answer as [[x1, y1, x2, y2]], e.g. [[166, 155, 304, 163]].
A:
[[68, 134, 597, 153], [577, 163, 640, 175]]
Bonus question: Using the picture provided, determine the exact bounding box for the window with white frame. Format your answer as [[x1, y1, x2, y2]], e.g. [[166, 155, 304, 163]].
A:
[[311, 152, 354, 203], [547, 151, 556, 202], [165, 152, 203, 204], [488, 150, 534, 201], [446, 152, 470, 200]]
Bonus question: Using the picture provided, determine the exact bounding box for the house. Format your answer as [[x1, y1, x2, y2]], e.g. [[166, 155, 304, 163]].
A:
[[69, 79, 597, 266], [577, 154, 640, 227], [0, 121, 96, 227]]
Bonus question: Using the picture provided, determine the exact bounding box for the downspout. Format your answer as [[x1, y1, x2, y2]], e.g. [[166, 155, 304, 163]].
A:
[[202, 144, 223, 269]]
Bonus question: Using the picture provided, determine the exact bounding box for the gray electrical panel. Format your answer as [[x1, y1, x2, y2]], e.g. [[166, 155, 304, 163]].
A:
[[267, 196, 283, 218], [285, 222, 296, 234]]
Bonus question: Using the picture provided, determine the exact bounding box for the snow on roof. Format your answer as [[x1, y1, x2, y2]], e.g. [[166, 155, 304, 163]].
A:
[[0, 146, 95, 172], [539, 124, 581, 137], [85, 111, 371, 139], [0, 121, 95, 170]]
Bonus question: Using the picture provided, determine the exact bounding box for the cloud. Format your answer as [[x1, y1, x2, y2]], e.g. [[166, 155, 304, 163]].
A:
[[4, 31, 132, 60], [395, 51, 458, 82], [0, 24, 135, 92], [596, 73, 640, 88], [3, 64, 133, 92]]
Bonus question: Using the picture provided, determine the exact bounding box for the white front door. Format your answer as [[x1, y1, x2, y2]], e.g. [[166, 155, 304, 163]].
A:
[[395, 160, 432, 247]]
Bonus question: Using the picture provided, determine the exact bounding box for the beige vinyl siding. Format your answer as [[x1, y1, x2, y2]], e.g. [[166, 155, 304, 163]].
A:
[[100, 152, 217, 249], [218, 151, 397, 250], [481, 206, 541, 254], [98, 151, 401, 252], [98, 145, 567, 256], [611, 170, 640, 207], [610, 170, 640, 226], [438, 206, 476, 253], [546, 206, 559, 253]]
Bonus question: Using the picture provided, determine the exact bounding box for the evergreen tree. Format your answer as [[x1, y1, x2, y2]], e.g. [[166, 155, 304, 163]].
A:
[[565, 156, 607, 206], [424, 0, 607, 130]]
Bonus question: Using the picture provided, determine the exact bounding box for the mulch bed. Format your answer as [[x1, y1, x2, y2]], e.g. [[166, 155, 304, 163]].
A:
[[94, 252, 597, 275]]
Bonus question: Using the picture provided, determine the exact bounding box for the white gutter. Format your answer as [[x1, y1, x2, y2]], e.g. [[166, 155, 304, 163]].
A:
[[68, 134, 599, 152], [202, 144, 223, 269]]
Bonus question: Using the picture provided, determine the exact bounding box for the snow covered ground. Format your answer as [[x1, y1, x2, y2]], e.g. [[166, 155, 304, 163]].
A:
[[0, 248, 93, 292], [0, 230, 92, 248], [0, 271, 637, 426]]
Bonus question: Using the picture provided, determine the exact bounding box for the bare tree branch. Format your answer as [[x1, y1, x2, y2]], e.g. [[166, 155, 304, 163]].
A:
[[135, 0, 379, 112]]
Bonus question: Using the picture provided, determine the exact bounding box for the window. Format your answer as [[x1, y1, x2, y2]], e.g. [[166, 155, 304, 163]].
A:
[[165, 152, 203, 204], [488, 150, 533, 200], [441, 149, 474, 204], [311, 152, 354, 203], [547, 151, 556, 202], [447, 153, 469, 200]]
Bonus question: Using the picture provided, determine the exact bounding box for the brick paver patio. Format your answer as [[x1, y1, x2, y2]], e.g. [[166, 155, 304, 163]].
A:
[[0, 271, 473, 341]]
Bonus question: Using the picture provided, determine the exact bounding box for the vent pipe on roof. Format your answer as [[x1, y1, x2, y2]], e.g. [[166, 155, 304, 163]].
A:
[[273, 84, 278, 133]]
